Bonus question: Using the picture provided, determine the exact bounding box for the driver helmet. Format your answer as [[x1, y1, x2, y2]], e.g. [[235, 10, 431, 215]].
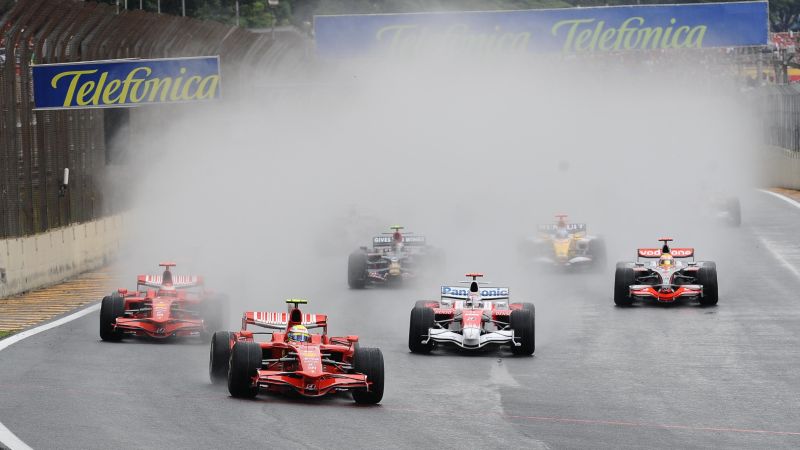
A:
[[659, 253, 674, 268], [287, 325, 310, 343], [466, 292, 481, 307], [555, 228, 569, 239]]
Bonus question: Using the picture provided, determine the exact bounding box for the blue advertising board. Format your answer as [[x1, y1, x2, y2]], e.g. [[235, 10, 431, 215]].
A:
[[314, 1, 769, 58], [32, 56, 220, 109]]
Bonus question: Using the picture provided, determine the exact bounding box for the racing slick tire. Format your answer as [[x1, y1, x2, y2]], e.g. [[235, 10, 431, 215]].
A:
[[510, 309, 535, 355], [697, 263, 719, 306], [589, 238, 608, 271], [209, 331, 234, 384], [228, 342, 262, 398], [99, 294, 125, 341], [408, 306, 435, 353], [201, 295, 229, 340], [348, 250, 368, 289], [726, 198, 741, 227], [352, 347, 385, 404], [614, 264, 635, 307]]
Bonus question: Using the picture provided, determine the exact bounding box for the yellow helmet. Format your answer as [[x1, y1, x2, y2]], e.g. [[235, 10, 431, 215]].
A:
[[659, 253, 674, 267], [287, 324, 310, 343]]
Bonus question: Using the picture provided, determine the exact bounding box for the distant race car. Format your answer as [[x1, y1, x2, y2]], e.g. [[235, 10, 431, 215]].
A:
[[99, 262, 227, 341], [348, 225, 442, 288], [408, 274, 535, 355], [210, 299, 384, 404], [614, 238, 718, 306], [710, 195, 741, 227], [520, 215, 606, 270]]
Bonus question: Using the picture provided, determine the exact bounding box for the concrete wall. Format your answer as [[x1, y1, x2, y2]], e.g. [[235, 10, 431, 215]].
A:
[[763, 145, 800, 190], [0, 215, 125, 298]]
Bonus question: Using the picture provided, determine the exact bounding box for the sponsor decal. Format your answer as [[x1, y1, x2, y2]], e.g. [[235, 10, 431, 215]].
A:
[[32, 56, 220, 109], [441, 286, 509, 297], [314, 2, 768, 57]]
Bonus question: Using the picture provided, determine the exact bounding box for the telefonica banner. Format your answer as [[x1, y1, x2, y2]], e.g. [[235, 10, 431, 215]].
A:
[[32, 56, 220, 109], [314, 1, 768, 57]]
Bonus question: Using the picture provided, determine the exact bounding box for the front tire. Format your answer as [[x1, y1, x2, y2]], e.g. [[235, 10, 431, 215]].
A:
[[510, 309, 535, 355], [352, 347, 384, 404], [614, 264, 635, 306], [408, 306, 435, 353], [209, 331, 233, 384], [697, 263, 719, 306], [228, 342, 261, 398], [99, 294, 125, 341], [348, 250, 368, 289]]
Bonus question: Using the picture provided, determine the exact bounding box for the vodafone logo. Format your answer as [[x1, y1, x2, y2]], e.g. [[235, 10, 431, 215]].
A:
[[638, 248, 661, 257]]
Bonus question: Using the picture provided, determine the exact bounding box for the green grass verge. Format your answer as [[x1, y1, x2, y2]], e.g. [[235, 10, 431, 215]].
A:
[[0, 330, 14, 339]]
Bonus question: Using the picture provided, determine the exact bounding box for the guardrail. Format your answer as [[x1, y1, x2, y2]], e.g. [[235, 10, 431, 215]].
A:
[[0, 0, 281, 240]]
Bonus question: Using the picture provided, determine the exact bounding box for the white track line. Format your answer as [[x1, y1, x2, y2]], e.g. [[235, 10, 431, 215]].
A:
[[759, 188, 800, 210], [756, 189, 800, 282], [0, 302, 100, 450]]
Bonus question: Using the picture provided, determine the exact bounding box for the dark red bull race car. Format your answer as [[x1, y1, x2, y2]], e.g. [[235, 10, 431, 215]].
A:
[[209, 299, 384, 404], [99, 262, 227, 341]]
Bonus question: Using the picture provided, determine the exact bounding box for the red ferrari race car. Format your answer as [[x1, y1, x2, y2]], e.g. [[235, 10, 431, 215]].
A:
[[209, 299, 384, 404], [614, 238, 719, 306], [99, 262, 228, 341], [408, 274, 535, 355]]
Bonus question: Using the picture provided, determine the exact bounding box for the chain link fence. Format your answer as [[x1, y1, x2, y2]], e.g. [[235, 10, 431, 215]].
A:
[[0, 0, 299, 239]]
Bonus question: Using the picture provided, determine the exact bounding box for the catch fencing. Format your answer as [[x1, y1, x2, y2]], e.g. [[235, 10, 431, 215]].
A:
[[0, 0, 281, 239], [755, 84, 800, 152]]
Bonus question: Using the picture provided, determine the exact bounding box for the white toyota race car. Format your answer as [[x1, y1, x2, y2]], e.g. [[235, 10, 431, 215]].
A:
[[408, 274, 535, 355]]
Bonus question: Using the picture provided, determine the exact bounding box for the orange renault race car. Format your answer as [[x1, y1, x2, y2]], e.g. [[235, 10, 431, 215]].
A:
[[209, 299, 384, 404], [99, 262, 228, 341]]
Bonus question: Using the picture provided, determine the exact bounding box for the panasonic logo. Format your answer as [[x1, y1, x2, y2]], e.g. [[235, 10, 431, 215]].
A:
[[441, 286, 509, 297]]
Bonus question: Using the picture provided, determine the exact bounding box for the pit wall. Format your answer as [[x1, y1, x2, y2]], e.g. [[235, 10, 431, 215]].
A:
[[0, 214, 125, 298], [764, 146, 800, 190]]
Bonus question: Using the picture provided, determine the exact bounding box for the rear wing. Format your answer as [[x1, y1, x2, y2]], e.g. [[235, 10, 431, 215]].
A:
[[243, 311, 328, 330], [538, 223, 586, 234], [373, 234, 426, 246], [137, 274, 203, 289], [441, 286, 509, 300], [637, 248, 695, 258]]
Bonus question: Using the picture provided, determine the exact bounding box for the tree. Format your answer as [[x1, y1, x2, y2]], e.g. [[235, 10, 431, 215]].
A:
[[770, 0, 800, 32]]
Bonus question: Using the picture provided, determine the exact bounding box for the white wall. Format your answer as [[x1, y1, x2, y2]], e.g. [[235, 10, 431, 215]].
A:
[[764, 146, 800, 190], [0, 215, 125, 298]]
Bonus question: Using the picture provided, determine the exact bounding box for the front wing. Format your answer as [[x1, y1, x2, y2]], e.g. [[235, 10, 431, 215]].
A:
[[629, 284, 703, 302], [113, 318, 204, 338], [424, 328, 516, 350], [255, 370, 369, 397]]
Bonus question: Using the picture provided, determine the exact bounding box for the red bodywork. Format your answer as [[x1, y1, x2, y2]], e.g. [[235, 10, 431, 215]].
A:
[[110, 263, 213, 339], [226, 307, 369, 397]]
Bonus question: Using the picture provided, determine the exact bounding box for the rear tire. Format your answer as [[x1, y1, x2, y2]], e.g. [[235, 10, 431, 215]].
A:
[[614, 264, 635, 306], [589, 238, 607, 271], [352, 347, 384, 404], [408, 306, 435, 353], [209, 331, 233, 384], [228, 342, 261, 398], [726, 198, 741, 227], [510, 309, 535, 355], [99, 294, 125, 341], [697, 263, 719, 306], [348, 250, 367, 289], [202, 295, 228, 339]]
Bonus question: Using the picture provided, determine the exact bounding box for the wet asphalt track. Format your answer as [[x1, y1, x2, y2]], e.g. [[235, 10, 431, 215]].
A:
[[1, 191, 800, 449]]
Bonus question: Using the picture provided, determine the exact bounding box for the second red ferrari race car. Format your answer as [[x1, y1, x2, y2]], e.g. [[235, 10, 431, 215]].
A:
[[614, 238, 719, 306], [408, 274, 535, 355], [99, 262, 228, 341], [209, 299, 384, 404]]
